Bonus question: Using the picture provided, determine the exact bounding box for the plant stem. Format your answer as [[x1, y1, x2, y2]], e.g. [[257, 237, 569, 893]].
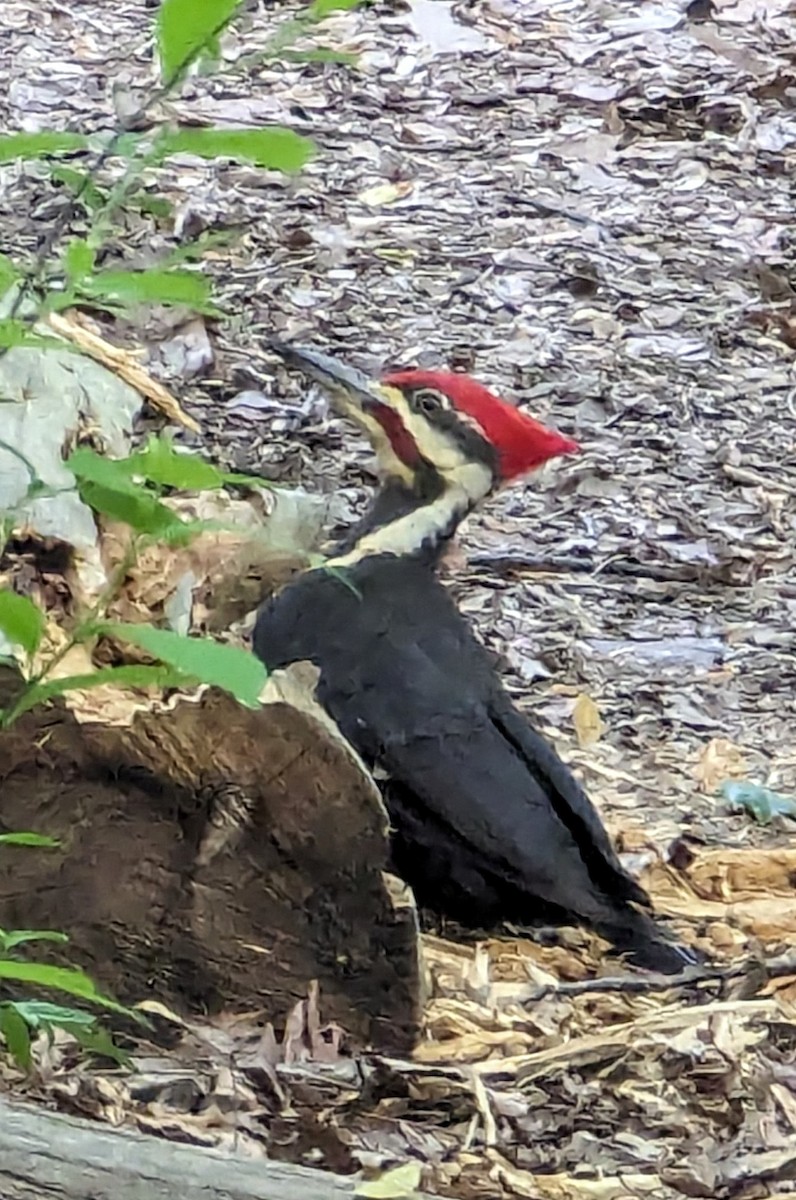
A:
[[0, 537, 140, 730]]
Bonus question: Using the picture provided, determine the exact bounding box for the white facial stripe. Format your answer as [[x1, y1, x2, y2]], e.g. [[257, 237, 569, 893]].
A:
[[382, 387, 473, 471], [382, 385, 491, 472], [326, 461, 492, 568], [370, 382, 454, 469], [378, 383, 414, 424], [338, 382, 490, 482]]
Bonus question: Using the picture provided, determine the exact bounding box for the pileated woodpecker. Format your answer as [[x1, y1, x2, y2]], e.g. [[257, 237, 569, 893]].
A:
[[254, 342, 697, 973]]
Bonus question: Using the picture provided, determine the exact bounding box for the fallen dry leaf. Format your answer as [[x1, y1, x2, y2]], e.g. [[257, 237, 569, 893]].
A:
[[357, 181, 415, 207], [355, 1162, 423, 1198], [694, 737, 748, 794], [572, 692, 605, 747]]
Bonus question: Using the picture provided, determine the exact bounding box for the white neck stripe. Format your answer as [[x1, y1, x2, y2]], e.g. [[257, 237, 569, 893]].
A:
[[326, 461, 492, 569]]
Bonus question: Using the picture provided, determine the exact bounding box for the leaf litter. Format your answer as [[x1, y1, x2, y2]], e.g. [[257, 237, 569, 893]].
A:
[[1, 0, 796, 1195]]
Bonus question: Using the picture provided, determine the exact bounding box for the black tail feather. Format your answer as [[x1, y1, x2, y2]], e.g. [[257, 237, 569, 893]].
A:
[[598, 910, 704, 975]]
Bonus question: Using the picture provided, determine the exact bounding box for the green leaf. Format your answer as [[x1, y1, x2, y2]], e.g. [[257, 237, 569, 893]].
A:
[[156, 519, 214, 547], [283, 47, 357, 65], [0, 929, 69, 954], [11, 1003, 131, 1066], [0, 131, 88, 163], [8, 1000, 99, 1028], [157, 126, 313, 173], [114, 133, 143, 159], [0, 320, 72, 352], [0, 832, 59, 848], [0, 254, 19, 300], [12, 665, 190, 722], [77, 481, 189, 538], [0, 961, 134, 1017], [100, 622, 267, 708], [66, 446, 143, 494], [160, 230, 239, 268], [67, 1020, 132, 1066], [157, 0, 242, 85], [80, 268, 218, 313], [50, 166, 108, 212], [309, 0, 362, 17], [7, 999, 128, 1063], [132, 192, 173, 219], [40, 290, 81, 315], [64, 238, 96, 283], [0, 590, 44, 658], [126, 435, 225, 491], [69, 446, 220, 532], [0, 1005, 32, 1070]]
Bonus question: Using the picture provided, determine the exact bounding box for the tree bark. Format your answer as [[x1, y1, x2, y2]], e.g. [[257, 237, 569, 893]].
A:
[[0, 1095, 431, 1200]]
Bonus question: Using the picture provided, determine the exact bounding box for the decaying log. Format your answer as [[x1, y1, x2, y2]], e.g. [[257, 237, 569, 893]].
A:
[[0, 1095, 436, 1200], [0, 664, 422, 1051]]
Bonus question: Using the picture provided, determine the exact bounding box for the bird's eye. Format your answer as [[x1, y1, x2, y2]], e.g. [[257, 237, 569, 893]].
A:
[[412, 388, 445, 415]]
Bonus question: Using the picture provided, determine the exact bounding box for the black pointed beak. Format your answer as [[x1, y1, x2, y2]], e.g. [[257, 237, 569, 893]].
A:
[[270, 338, 385, 414]]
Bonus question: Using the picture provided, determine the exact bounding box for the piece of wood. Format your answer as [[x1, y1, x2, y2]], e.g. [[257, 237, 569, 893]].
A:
[[0, 1095, 381, 1200], [0, 664, 422, 1051], [47, 310, 201, 433]]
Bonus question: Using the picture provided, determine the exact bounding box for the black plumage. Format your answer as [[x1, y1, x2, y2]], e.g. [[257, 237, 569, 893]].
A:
[[254, 471, 696, 974]]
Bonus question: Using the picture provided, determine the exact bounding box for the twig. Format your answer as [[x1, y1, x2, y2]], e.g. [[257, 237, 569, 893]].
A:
[[467, 551, 734, 585], [468, 1068, 498, 1147], [0, 438, 41, 486], [1, 133, 131, 344], [523, 951, 796, 1005], [47, 311, 200, 433], [0, 536, 141, 729], [479, 998, 779, 1083], [722, 462, 796, 496], [505, 192, 611, 235]]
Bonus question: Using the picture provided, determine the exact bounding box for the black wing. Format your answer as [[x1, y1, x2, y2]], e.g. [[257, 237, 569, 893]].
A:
[[485, 692, 649, 906], [257, 563, 635, 919], [254, 561, 696, 971], [336, 635, 637, 929]]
